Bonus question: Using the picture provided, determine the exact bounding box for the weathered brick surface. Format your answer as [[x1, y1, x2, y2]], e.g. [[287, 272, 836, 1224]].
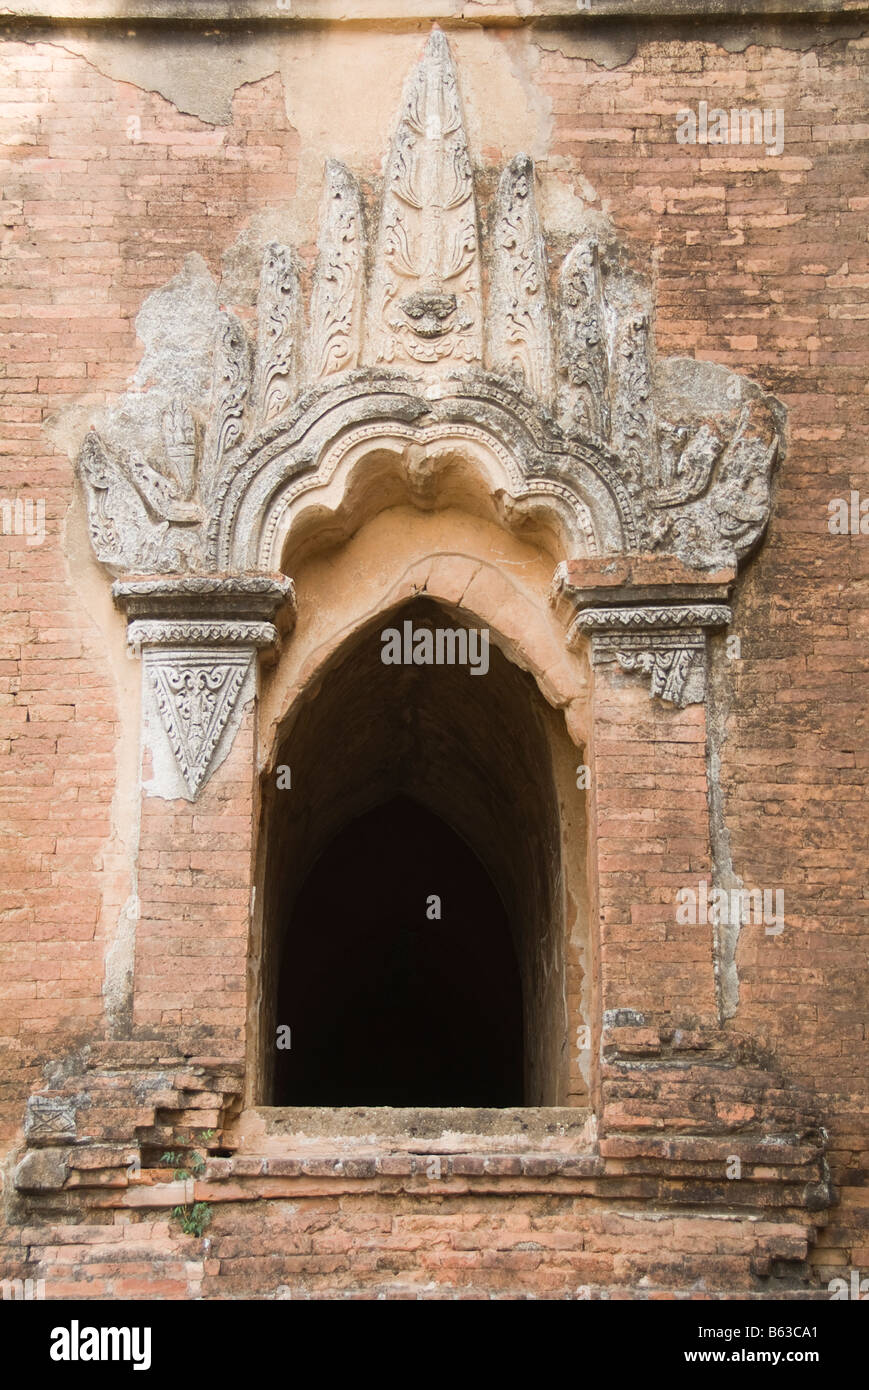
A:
[[592, 676, 717, 1024], [0, 1196, 826, 1300], [0, 17, 866, 1296], [135, 707, 255, 1040]]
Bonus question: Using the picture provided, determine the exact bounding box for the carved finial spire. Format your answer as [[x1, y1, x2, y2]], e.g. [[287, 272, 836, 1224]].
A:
[[308, 160, 366, 381], [488, 154, 554, 401], [364, 26, 483, 372], [252, 244, 302, 427]]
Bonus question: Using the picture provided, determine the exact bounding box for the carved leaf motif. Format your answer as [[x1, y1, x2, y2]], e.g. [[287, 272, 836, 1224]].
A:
[[616, 645, 705, 707], [309, 161, 366, 381], [488, 154, 553, 401], [393, 132, 423, 211], [254, 244, 301, 425], [558, 239, 609, 439], [205, 312, 251, 480], [145, 650, 252, 798], [609, 304, 657, 488]]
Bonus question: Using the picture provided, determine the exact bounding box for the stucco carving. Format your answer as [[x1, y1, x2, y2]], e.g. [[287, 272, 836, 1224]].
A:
[[113, 577, 294, 799], [366, 28, 482, 371], [558, 239, 609, 441], [144, 648, 253, 798], [76, 28, 784, 583], [571, 604, 732, 633], [253, 245, 302, 427], [489, 153, 554, 401], [75, 24, 785, 705], [612, 636, 707, 708], [309, 160, 366, 381], [128, 620, 278, 652], [78, 427, 205, 574], [206, 312, 252, 483]]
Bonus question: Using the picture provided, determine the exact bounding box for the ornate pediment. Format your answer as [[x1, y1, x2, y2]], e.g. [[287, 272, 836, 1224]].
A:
[[77, 27, 785, 583]]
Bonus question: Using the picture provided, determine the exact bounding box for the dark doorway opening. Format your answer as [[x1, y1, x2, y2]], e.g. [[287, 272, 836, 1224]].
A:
[[258, 596, 569, 1108], [273, 796, 523, 1107]]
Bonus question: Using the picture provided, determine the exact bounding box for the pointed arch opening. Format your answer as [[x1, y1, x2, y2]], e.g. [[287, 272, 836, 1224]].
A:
[[255, 595, 581, 1108]]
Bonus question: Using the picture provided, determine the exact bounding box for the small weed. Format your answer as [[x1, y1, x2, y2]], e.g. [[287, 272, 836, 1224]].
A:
[[170, 1202, 212, 1238], [159, 1130, 217, 1181], [160, 1149, 206, 1180], [160, 1130, 217, 1237]]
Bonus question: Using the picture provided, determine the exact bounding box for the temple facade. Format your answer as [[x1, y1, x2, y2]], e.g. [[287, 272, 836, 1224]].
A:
[[0, 2, 866, 1299]]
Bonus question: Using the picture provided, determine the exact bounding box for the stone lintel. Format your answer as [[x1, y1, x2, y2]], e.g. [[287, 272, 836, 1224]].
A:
[[551, 556, 735, 624]]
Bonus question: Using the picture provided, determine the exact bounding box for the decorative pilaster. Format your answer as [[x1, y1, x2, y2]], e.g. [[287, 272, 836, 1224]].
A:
[[553, 558, 734, 708], [113, 575, 295, 801]]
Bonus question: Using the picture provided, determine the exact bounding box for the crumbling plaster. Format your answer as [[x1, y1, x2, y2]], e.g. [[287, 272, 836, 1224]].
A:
[[5, 3, 865, 146]]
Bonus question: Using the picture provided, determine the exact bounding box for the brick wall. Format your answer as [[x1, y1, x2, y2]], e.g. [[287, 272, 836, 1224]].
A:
[[0, 50, 298, 1145], [592, 678, 717, 1025]]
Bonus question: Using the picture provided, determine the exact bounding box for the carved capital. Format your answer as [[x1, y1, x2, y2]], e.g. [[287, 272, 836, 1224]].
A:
[[142, 647, 255, 798], [569, 603, 732, 636], [567, 602, 731, 707], [594, 632, 707, 707]]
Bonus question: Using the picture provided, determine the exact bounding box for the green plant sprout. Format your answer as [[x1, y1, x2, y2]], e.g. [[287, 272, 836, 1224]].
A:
[[160, 1129, 217, 1236]]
